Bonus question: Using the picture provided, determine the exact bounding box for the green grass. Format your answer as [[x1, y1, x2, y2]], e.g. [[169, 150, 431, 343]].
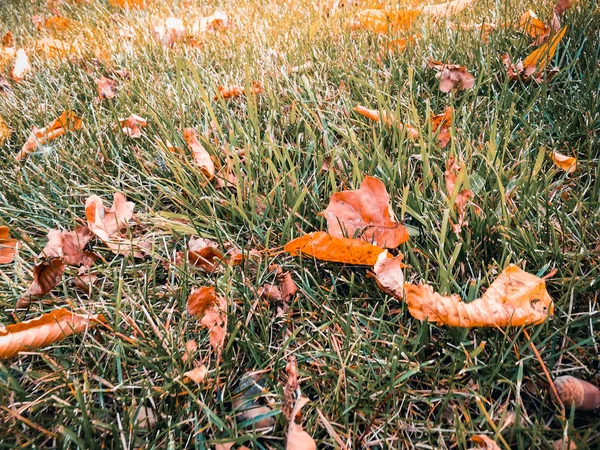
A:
[[1, 0, 599, 448]]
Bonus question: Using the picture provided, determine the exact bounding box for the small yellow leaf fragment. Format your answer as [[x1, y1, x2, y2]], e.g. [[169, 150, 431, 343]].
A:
[[183, 365, 208, 384]]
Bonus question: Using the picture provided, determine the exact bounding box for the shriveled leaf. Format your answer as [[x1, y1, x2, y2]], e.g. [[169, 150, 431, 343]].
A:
[[120, 114, 147, 138], [0, 226, 19, 264], [404, 264, 554, 327], [183, 365, 208, 384], [213, 81, 263, 100], [471, 435, 502, 450], [17, 111, 83, 161], [11, 49, 31, 82], [41, 226, 95, 266], [431, 106, 453, 147], [183, 128, 215, 179], [95, 76, 117, 100], [187, 286, 227, 353], [322, 176, 408, 248], [285, 231, 385, 265], [372, 251, 405, 298], [551, 151, 576, 173], [259, 265, 298, 302], [16, 258, 66, 309], [0, 308, 105, 359], [285, 357, 316, 450], [428, 59, 475, 92], [179, 237, 224, 272], [86, 192, 134, 242]]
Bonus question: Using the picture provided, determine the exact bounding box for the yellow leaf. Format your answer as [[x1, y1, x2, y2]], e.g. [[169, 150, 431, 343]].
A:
[[523, 26, 567, 70], [403, 264, 554, 327], [0, 308, 105, 359], [350, 9, 420, 34], [551, 151, 576, 173], [520, 10, 549, 40]]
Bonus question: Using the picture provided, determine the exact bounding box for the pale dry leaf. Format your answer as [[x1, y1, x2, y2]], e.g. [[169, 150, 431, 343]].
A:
[[154, 18, 186, 47], [0, 308, 105, 359], [551, 151, 576, 173], [95, 76, 117, 100], [11, 49, 31, 82], [421, 0, 478, 18], [180, 237, 224, 272], [41, 226, 94, 266], [0, 226, 19, 264], [192, 10, 230, 34], [373, 250, 405, 298], [16, 258, 66, 309], [17, 111, 83, 161], [428, 59, 475, 92], [183, 365, 208, 383], [85, 192, 134, 243], [120, 114, 147, 138], [348, 9, 420, 34], [471, 435, 501, 450], [183, 128, 215, 179]]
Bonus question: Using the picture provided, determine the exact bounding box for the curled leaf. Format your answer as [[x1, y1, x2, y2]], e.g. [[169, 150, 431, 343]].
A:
[[444, 157, 475, 234], [372, 251, 405, 298], [40, 226, 95, 266], [431, 106, 453, 148], [285, 231, 385, 265], [86, 193, 134, 243], [428, 59, 475, 92], [17, 111, 83, 161], [404, 264, 554, 327], [120, 114, 147, 138], [187, 286, 227, 353], [0, 308, 105, 359], [16, 258, 66, 309], [551, 151, 576, 173], [520, 10, 550, 44], [322, 176, 408, 248], [284, 356, 316, 450], [183, 128, 215, 179], [0, 226, 18, 264]]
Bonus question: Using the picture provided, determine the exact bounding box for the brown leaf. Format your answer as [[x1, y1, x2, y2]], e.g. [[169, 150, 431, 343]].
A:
[[372, 250, 405, 298], [285, 231, 385, 266], [471, 435, 501, 450], [41, 226, 95, 266], [187, 286, 227, 353], [431, 106, 453, 148], [284, 357, 316, 450], [0, 226, 19, 264], [183, 128, 215, 179], [85, 192, 134, 243], [16, 111, 83, 161], [0, 308, 105, 359], [404, 264, 554, 327], [213, 81, 263, 101], [184, 237, 224, 272], [444, 157, 475, 234], [551, 151, 576, 173], [95, 76, 117, 100], [259, 265, 298, 302], [183, 365, 208, 383], [428, 59, 475, 92], [0, 114, 10, 146], [16, 259, 66, 309], [120, 114, 147, 138], [2, 31, 13, 47], [73, 266, 98, 293], [322, 176, 409, 248], [181, 339, 198, 363], [11, 49, 31, 83]]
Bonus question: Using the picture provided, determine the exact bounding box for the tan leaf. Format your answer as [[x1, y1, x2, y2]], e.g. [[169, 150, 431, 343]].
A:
[[428, 59, 475, 92], [181, 237, 224, 272], [551, 151, 576, 173], [11, 49, 31, 82], [471, 435, 501, 450], [0, 308, 105, 359], [0, 114, 10, 146], [0, 226, 19, 264], [181, 339, 198, 363], [120, 114, 147, 138], [16, 258, 66, 309], [187, 286, 227, 353], [283, 356, 316, 450], [95, 76, 117, 100], [183, 365, 208, 383], [372, 251, 405, 298], [431, 106, 453, 148], [353, 105, 393, 125], [284, 231, 385, 266], [85, 192, 135, 243], [16, 111, 83, 161], [322, 176, 409, 248], [520, 10, 549, 41], [404, 264, 554, 327], [40, 226, 95, 266], [183, 128, 215, 179]]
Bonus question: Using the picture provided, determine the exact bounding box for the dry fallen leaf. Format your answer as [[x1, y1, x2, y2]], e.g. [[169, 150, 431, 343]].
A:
[[259, 265, 298, 302], [154, 18, 186, 47], [16, 258, 66, 309], [213, 81, 262, 100], [0, 226, 18, 264], [471, 435, 501, 450], [349, 9, 421, 34], [43, 16, 72, 32], [192, 10, 230, 34], [551, 151, 576, 173], [17, 111, 83, 161], [404, 264, 554, 327], [95, 76, 117, 100], [11, 49, 31, 82], [179, 237, 224, 272], [322, 176, 409, 248], [0, 114, 10, 146], [183, 365, 208, 384], [187, 286, 227, 353], [0, 308, 105, 359], [120, 114, 147, 138], [428, 59, 475, 92], [372, 250, 405, 298], [284, 356, 316, 450], [109, 0, 145, 8], [523, 26, 567, 70], [40, 226, 95, 266], [444, 157, 475, 234], [420, 0, 478, 17], [520, 10, 550, 44], [36, 38, 78, 57], [183, 128, 215, 179], [285, 231, 385, 265], [431, 106, 453, 148]]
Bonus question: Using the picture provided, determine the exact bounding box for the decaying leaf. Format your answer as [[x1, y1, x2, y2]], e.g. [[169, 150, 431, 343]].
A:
[[444, 157, 475, 234], [183, 365, 208, 384], [187, 286, 227, 353], [232, 372, 275, 430], [0, 308, 105, 359], [183, 128, 215, 179], [40, 226, 95, 266], [154, 18, 186, 47], [372, 250, 405, 298], [284, 356, 316, 450], [259, 265, 298, 302], [551, 151, 576, 173], [0, 226, 18, 264], [428, 60, 475, 92], [285, 231, 385, 265], [431, 106, 453, 148], [179, 237, 224, 272], [11, 49, 31, 82], [95, 76, 117, 100], [16, 258, 66, 309], [17, 111, 83, 161], [120, 114, 147, 138], [0, 114, 10, 146], [404, 264, 554, 327], [322, 176, 409, 248], [471, 435, 501, 450]]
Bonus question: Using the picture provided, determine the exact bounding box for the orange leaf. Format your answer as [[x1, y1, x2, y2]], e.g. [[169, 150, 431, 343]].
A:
[[95, 77, 117, 100], [183, 128, 215, 179], [322, 176, 408, 248], [0, 114, 11, 146], [0, 226, 18, 264], [43, 16, 72, 32], [444, 157, 475, 234], [11, 49, 31, 82], [0, 308, 105, 359], [109, 0, 145, 8], [16, 259, 66, 309], [349, 9, 420, 34], [16, 111, 82, 161], [523, 26, 567, 71], [431, 106, 453, 148], [183, 365, 208, 383], [187, 286, 227, 353], [551, 151, 576, 173], [404, 264, 554, 327], [86, 192, 134, 243], [192, 10, 230, 34], [471, 435, 501, 450], [285, 231, 385, 265], [120, 114, 146, 138], [520, 10, 550, 42], [36, 38, 79, 57]]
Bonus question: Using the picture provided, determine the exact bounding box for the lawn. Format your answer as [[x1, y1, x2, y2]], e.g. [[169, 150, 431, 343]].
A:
[[0, 0, 599, 448]]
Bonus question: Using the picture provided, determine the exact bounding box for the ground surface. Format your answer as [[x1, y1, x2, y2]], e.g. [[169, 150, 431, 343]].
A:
[[0, 0, 599, 448]]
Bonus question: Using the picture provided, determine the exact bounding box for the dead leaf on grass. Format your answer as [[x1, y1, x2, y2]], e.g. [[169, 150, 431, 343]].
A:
[[0, 226, 18, 264], [471, 435, 501, 450], [40, 226, 95, 266], [183, 128, 215, 179], [11, 49, 31, 82], [551, 151, 576, 173], [187, 286, 227, 353], [95, 76, 117, 100], [428, 59, 475, 92], [17, 111, 83, 161], [120, 114, 147, 138], [16, 258, 66, 309]]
